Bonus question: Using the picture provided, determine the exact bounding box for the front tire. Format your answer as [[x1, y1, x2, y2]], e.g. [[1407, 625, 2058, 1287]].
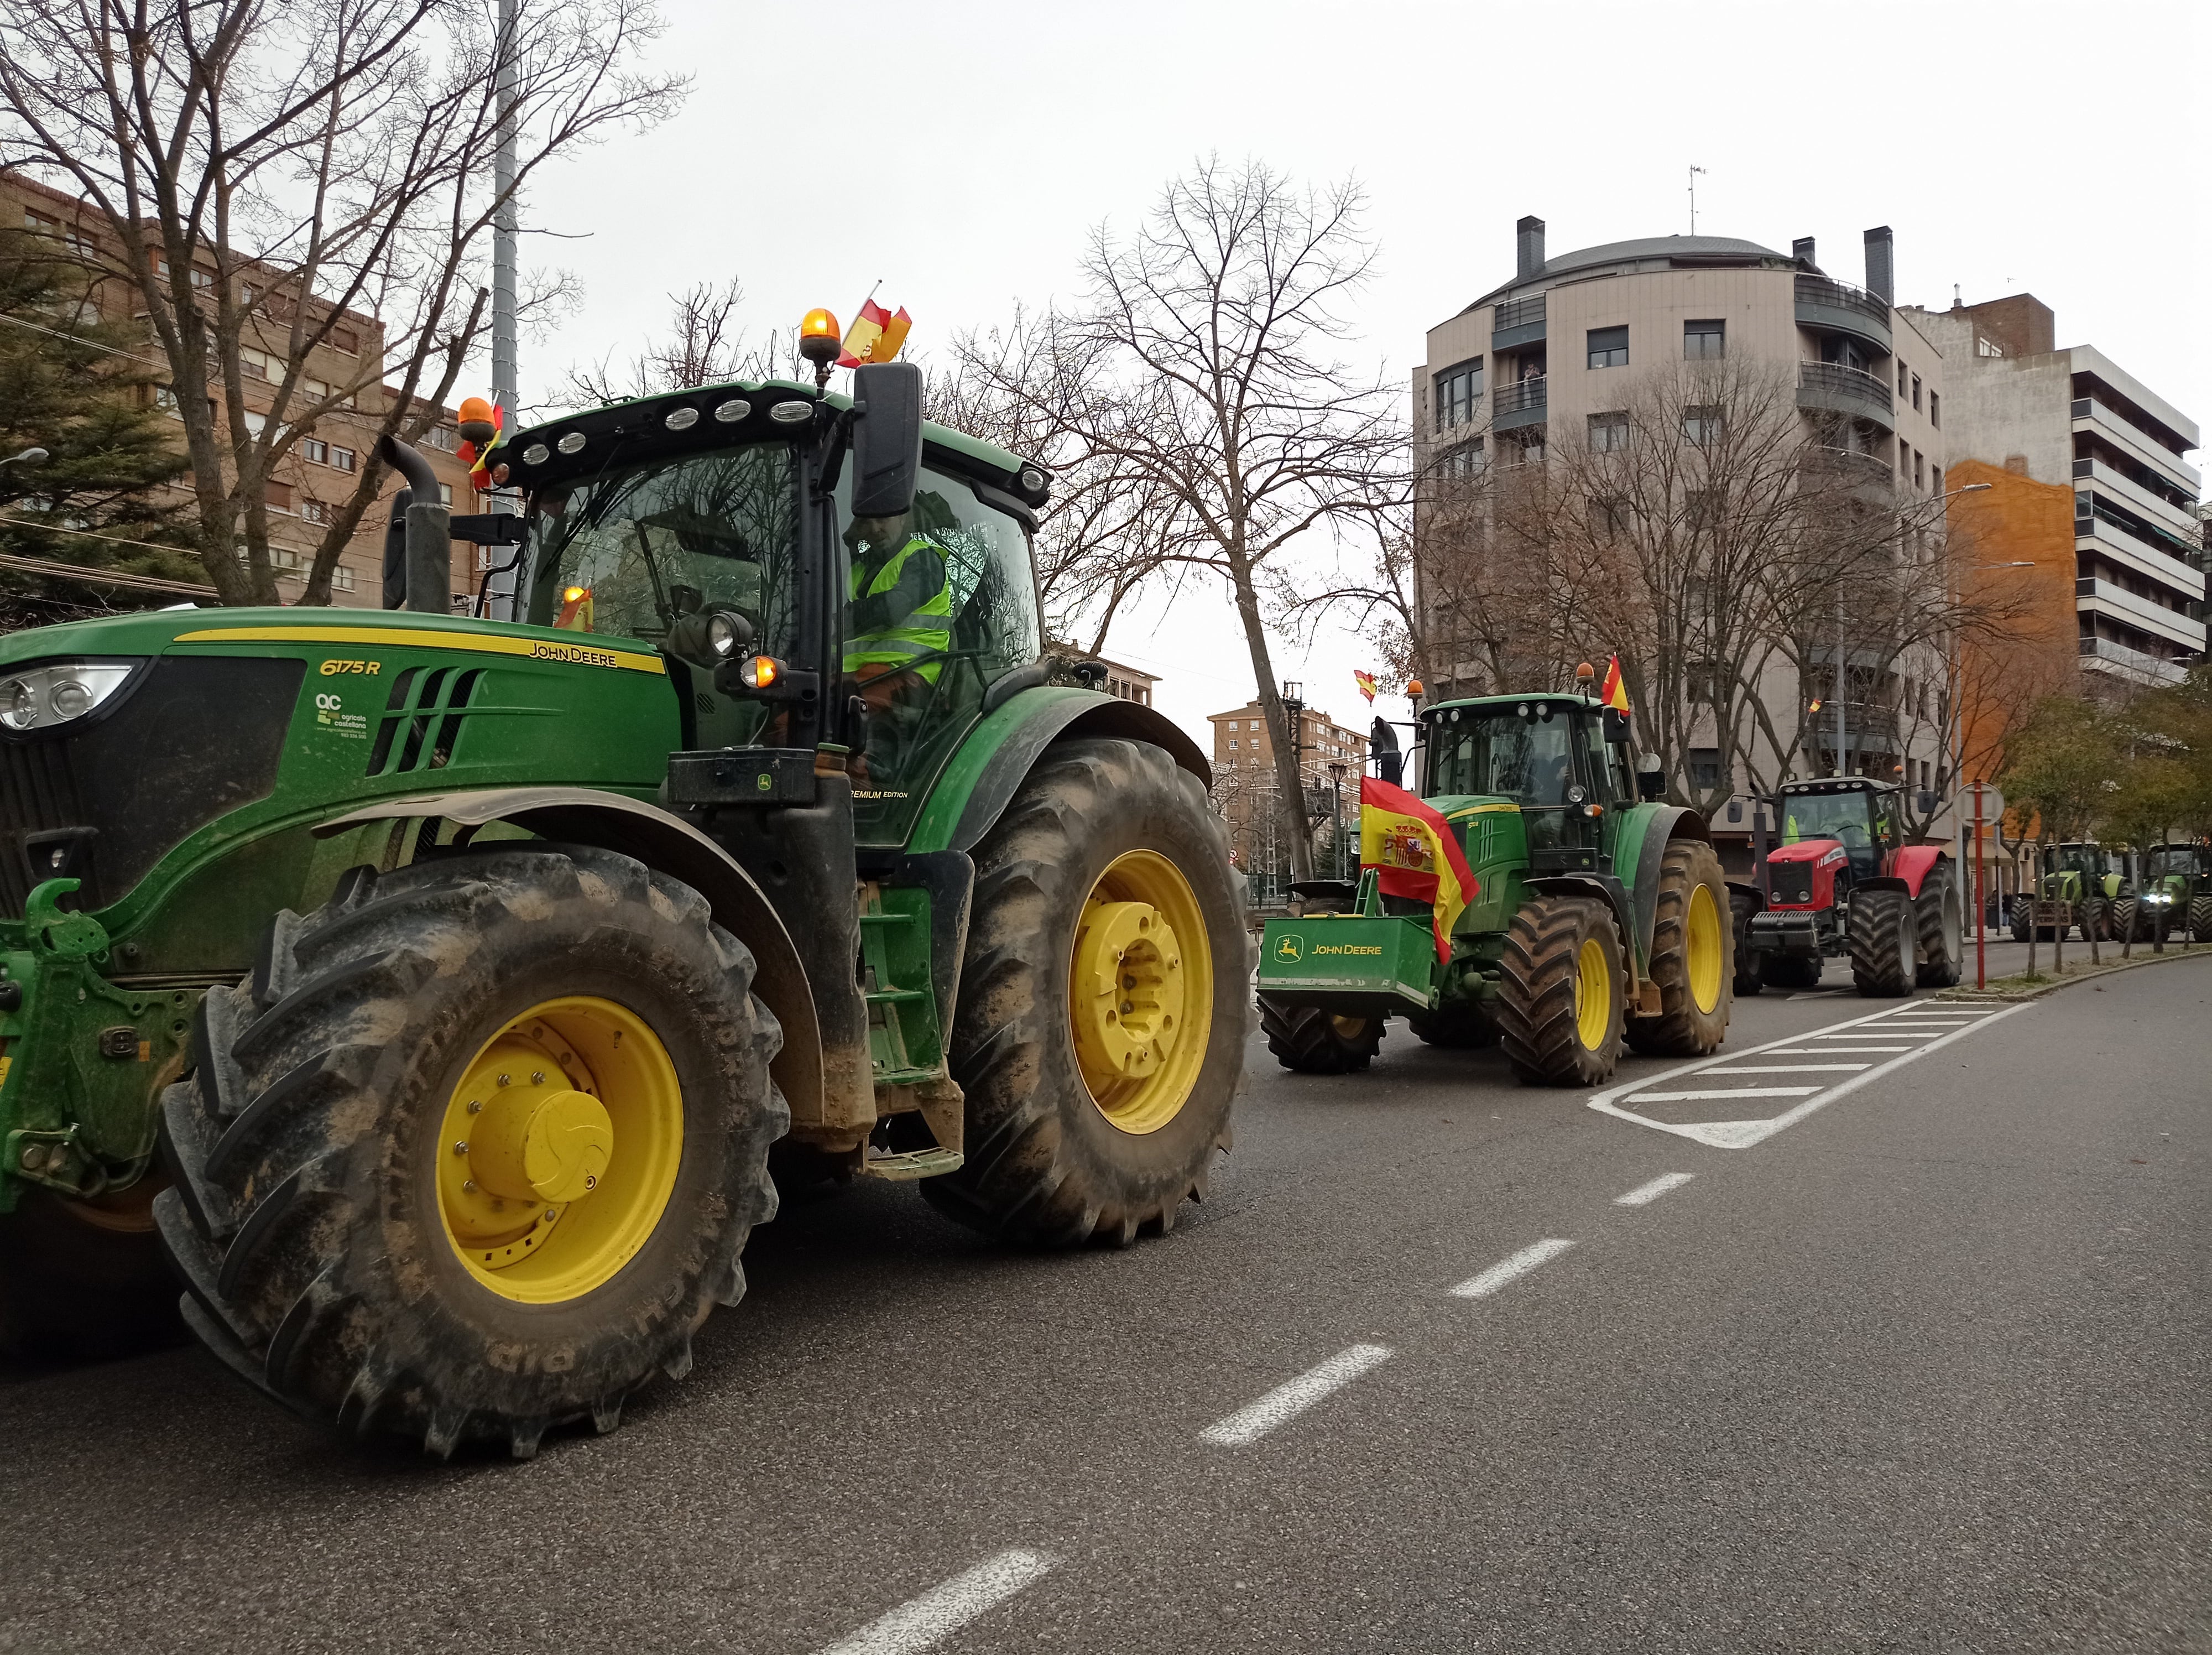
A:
[[1260, 998, 1384, 1074], [1625, 840, 1733, 1057], [1729, 888, 1764, 996], [926, 739, 1250, 1248], [1850, 889, 1916, 997], [1497, 897, 1624, 1086], [1915, 865, 1964, 988], [154, 846, 785, 1458]]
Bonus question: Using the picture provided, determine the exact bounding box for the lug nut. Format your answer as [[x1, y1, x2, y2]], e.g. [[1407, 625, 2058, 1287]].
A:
[[466, 1099, 482, 1114], [497, 1074, 510, 1086], [20, 1145, 45, 1170], [462, 1179, 477, 1193], [453, 1140, 469, 1155], [531, 1071, 545, 1085], [583, 1174, 597, 1191]]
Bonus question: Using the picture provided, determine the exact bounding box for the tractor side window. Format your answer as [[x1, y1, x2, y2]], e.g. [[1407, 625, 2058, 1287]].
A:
[[1578, 717, 1618, 803], [836, 461, 1042, 845], [524, 444, 800, 748]]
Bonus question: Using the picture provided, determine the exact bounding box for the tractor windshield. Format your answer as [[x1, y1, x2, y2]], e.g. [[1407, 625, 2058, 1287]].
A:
[[523, 442, 800, 655], [1778, 789, 1888, 879], [2144, 846, 2201, 879], [1425, 707, 1576, 807], [2043, 844, 2103, 878]]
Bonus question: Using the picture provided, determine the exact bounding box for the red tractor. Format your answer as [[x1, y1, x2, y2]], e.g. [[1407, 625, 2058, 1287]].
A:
[[1734, 777, 1962, 996]]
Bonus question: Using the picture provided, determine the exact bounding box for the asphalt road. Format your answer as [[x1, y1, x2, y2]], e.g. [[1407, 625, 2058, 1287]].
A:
[[2, 955, 2206, 1654]]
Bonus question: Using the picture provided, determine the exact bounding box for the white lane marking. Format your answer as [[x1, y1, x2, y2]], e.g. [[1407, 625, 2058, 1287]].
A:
[[1628, 1085, 1823, 1102], [1615, 1172, 1695, 1206], [1702, 1063, 1871, 1074], [1767, 1046, 1912, 1055], [1449, 1238, 1577, 1298], [819, 1550, 1056, 1655], [1199, 1344, 1394, 1446], [1588, 1000, 2028, 1148]]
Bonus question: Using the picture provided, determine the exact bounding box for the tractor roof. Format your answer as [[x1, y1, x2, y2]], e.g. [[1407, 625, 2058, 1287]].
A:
[[500, 379, 1051, 511], [1421, 693, 1602, 717], [1779, 777, 1895, 798]]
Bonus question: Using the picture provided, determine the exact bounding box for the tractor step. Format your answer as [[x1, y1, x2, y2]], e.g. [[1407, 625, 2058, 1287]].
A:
[[858, 1146, 964, 1181]]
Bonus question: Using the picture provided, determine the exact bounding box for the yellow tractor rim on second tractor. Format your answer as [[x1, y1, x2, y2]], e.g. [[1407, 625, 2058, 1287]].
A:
[[1574, 934, 1611, 1052], [436, 996, 684, 1303], [1686, 881, 1724, 1014], [1068, 850, 1214, 1135]]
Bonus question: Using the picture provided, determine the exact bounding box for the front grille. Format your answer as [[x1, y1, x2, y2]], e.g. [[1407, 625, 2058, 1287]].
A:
[[0, 656, 304, 919], [1771, 873, 1814, 905]]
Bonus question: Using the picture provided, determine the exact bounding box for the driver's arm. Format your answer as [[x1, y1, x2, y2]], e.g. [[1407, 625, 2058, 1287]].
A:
[[848, 542, 946, 637]]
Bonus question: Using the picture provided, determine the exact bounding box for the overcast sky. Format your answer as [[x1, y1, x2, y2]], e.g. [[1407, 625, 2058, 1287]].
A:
[[524, 0, 2206, 746]]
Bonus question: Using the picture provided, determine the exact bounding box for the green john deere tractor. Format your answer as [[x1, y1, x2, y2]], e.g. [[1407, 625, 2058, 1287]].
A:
[[2130, 842, 2212, 943], [1256, 691, 1733, 1086], [0, 362, 1251, 1456], [2012, 841, 2127, 942]]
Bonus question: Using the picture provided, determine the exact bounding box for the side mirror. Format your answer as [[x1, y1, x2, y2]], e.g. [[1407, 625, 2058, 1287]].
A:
[[1601, 707, 1631, 745], [850, 362, 925, 519], [1635, 756, 1666, 802]]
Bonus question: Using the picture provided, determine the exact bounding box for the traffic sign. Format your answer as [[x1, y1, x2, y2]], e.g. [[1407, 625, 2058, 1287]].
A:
[[1965, 783, 2004, 820]]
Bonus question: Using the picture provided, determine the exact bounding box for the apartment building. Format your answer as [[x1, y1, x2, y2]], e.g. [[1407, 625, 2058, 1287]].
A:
[[1903, 293, 2203, 691], [1412, 216, 1953, 811], [1207, 698, 1368, 883], [1046, 641, 1159, 706], [4, 170, 483, 610]]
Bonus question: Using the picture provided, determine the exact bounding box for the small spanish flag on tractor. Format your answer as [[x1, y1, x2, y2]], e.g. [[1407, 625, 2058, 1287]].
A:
[[1599, 654, 1631, 715], [1359, 774, 1480, 962], [837, 298, 912, 369], [555, 585, 593, 632], [1353, 669, 1379, 704]]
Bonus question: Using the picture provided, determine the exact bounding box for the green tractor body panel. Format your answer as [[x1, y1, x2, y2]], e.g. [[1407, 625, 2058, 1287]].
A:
[[1257, 689, 1698, 1024]]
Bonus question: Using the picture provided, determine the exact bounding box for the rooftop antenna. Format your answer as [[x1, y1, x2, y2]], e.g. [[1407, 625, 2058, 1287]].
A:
[[1954, 283, 1962, 308], [1688, 165, 1706, 233]]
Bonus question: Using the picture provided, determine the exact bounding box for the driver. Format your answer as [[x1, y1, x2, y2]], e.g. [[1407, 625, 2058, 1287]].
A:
[[843, 508, 952, 784]]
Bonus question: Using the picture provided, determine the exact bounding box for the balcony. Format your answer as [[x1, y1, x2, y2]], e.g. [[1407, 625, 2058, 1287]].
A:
[[2074, 502, 2206, 596], [1491, 294, 1547, 351], [1493, 374, 1548, 434], [2074, 576, 2206, 652], [2071, 398, 2202, 495], [1797, 361, 1895, 431], [1793, 275, 1892, 356], [2079, 633, 2188, 686], [2072, 455, 2200, 537]]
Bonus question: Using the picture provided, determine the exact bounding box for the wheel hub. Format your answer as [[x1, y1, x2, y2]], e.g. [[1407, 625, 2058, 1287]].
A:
[[1071, 899, 1186, 1084]]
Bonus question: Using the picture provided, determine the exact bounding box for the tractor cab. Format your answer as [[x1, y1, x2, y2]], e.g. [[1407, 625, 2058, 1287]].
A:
[[1421, 695, 1630, 869], [2039, 841, 2110, 897], [1773, 777, 1900, 883]]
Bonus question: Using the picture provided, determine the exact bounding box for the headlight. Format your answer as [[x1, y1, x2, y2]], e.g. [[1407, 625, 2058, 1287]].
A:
[[705, 611, 749, 658], [0, 663, 137, 732]]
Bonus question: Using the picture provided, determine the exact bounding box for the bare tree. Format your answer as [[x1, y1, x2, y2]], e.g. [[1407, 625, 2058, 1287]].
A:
[[1050, 158, 1404, 881], [564, 277, 793, 407], [0, 0, 685, 604]]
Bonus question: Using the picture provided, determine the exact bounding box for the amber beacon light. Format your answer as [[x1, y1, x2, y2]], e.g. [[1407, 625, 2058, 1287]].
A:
[[799, 308, 841, 388]]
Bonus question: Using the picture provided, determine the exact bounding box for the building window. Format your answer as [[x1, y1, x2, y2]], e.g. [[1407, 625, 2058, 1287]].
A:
[[1681, 406, 1723, 447], [1587, 326, 1629, 369], [1932, 465, 1942, 495], [1683, 319, 1725, 360], [1897, 360, 1908, 395], [1688, 748, 1725, 791], [1929, 390, 1940, 429], [300, 498, 328, 524], [1434, 358, 1483, 430], [1588, 412, 1629, 452], [301, 437, 327, 465], [424, 424, 459, 452], [1250, 720, 1261, 731], [1913, 450, 1924, 490], [1439, 438, 1484, 481], [1686, 490, 1719, 533], [1228, 739, 1239, 750], [1687, 662, 1724, 704], [1911, 373, 1922, 412], [330, 445, 356, 473]]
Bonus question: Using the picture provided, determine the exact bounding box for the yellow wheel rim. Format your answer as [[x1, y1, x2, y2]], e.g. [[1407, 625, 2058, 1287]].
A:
[[1329, 1014, 1371, 1042], [1068, 849, 1214, 1134], [436, 996, 683, 1303], [1574, 935, 1611, 1052], [1686, 881, 1724, 1014]]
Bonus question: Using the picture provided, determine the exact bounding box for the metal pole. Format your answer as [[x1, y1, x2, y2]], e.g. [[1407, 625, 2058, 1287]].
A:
[[1834, 585, 1846, 776], [1974, 781, 1986, 990], [487, 0, 521, 620]]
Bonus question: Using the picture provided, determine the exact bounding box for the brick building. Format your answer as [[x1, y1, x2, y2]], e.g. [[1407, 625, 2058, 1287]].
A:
[[1207, 698, 1369, 888]]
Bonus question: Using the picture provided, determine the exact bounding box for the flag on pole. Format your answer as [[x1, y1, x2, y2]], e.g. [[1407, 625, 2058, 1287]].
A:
[[1353, 669, 1379, 704], [1359, 774, 1480, 962], [837, 299, 913, 369], [1600, 654, 1631, 715]]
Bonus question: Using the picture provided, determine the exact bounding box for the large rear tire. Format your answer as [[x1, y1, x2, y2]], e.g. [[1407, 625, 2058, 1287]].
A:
[[1915, 864, 1964, 988], [0, 1182, 184, 1362], [2190, 896, 2212, 943], [1625, 839, 1733, 1057], [925, 739, 1249, 1248], [1850, 889, 1916, 997], [1259, 998, 1384, 1074], [154, 846, 785, 1458], [1496, 896, 1624, 1087]]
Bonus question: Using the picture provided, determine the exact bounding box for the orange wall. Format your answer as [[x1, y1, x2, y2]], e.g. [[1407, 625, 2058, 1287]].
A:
[[1949, 457, 2078, 785]]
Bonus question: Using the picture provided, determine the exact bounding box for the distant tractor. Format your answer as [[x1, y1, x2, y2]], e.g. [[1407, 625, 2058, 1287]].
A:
[[1255, 690, 1734, 1087], [2130, 843, 2212, 943], [1736, 778, 1961, 997], [2012, 842, 2127, 943]]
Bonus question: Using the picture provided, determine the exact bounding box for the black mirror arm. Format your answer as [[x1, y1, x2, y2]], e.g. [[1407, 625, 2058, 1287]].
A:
[[814, 408, 853, 502]]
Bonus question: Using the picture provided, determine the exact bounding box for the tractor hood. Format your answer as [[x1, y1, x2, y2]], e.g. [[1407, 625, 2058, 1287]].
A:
[[1767, 839, 1845, 865]]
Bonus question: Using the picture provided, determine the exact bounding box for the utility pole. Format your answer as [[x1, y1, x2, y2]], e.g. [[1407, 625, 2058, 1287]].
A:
[[487, 0, 521, 618], [1688, 165, 1705, 234]]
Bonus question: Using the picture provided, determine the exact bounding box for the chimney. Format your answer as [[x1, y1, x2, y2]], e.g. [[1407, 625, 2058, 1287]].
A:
[[1792, 236, 1815, 267], [1863, 225, 1894, 304], [1516, 216, 1546, 283]]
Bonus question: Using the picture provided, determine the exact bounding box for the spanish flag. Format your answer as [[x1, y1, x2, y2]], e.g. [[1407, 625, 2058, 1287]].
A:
[[837, 299, 912, 369], [1359, 774, 1480, 962], [1353, 669, 1379, 704], [1600, 654, 1631, 715]]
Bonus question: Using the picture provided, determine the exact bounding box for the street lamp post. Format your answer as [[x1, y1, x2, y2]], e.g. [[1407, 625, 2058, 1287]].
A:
[[1281, 681, 1304, 898], [0, 448, 49, 470], [1328, 761, 1347, 881]]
